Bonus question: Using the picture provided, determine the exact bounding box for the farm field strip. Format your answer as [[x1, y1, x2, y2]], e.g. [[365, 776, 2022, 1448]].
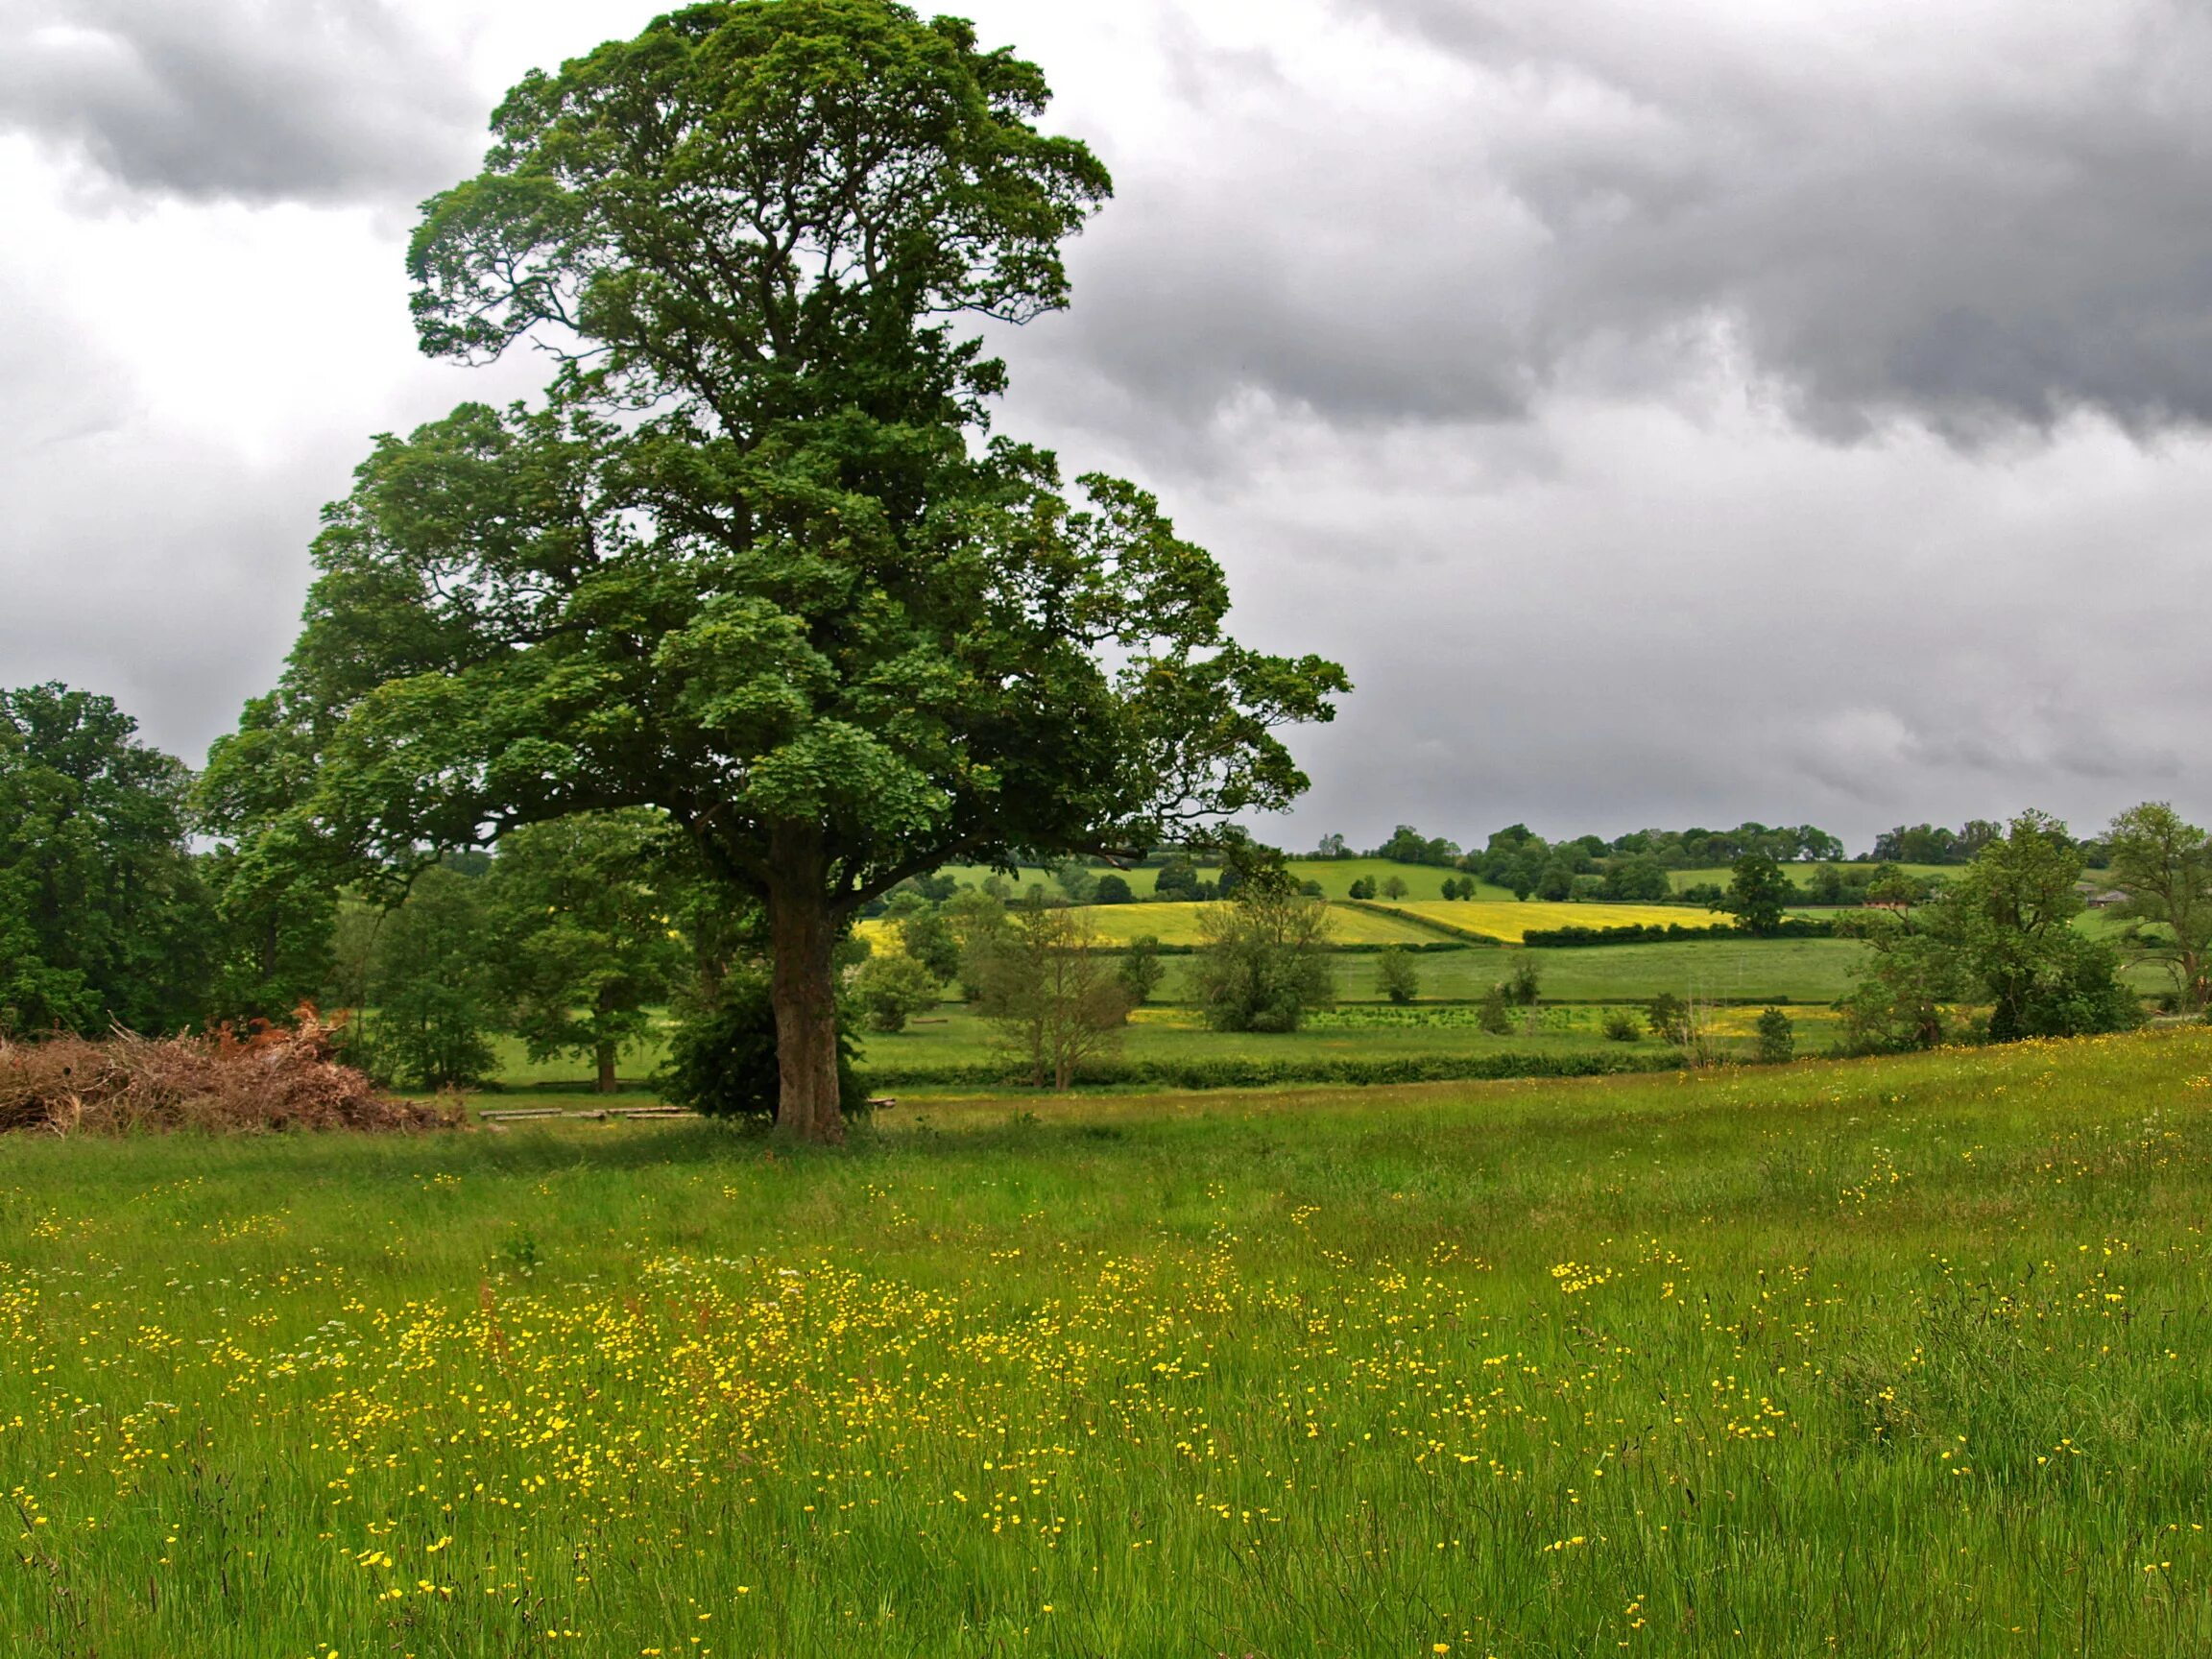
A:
[[927, 858, 1518, 903], [7, 1028, 2212, 1655], [864, 900, 1446, 950], [1372, 900, 1736, 943]]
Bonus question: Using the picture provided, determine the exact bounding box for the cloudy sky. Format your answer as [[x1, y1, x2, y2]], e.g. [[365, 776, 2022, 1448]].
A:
[[5, 0, 2211, 857]]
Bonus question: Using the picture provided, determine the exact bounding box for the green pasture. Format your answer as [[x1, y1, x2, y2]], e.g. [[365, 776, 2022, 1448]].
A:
[[470, 942, 1869, 1094], [1145, 937, 1872, 1007], [8, 1028, 2212, 1655], [850, 1001, 1681, 1089], [465, 923, 2184, 1096]]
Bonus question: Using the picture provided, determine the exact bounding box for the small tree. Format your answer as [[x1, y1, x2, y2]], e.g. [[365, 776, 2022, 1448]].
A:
[[1753, 1007, 1795, 1064], [1375, 947, 1419, 1004], [1053, 861, 1099, 904], [1192, 885, 1335, 1033], [1729, 853, 1794, 936], [1647, 991, 1690, 1046], [1477, 983, 1512, 1034], [367, 863, 500, 1089], [1093, 873, 1135, 905], [2105, 802, 2212, 1013], [1347, 876, 1376, 901], [945, 885, 1014, 1001], [975, 904, 1131, 1089], [898, 909, 963, 984], [1504, 956, 1543, 1007], [1117, 934, 1165, 1006], [2, 683, 212, 1034], [1938, 811, 2138, 1041], [1381, 875, 1409, 902], [1154, 858, 1205, 902], [851, 953, 942, 1035], [1865, 864, 1920, 912], [485, 811, 688, 1093], [1837, 925, 1961, 1053]]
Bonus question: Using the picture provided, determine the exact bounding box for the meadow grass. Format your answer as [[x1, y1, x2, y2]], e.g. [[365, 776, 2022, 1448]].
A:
[[851, 1003, 1672, 1089], [1142, 940, 1873, 1008], [7, 1028, 2212, 1655]]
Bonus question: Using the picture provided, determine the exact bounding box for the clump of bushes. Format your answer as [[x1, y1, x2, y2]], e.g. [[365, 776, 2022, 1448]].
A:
[[0, 1010, 458, 1136]]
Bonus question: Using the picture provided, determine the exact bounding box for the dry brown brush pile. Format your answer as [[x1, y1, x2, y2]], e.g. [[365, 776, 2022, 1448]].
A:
[[0, 1010, 464, 1136]]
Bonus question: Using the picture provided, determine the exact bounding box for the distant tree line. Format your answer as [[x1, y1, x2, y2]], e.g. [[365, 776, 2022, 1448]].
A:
[[1295, 816, 2121, 906], [9, 684, 2206, 1101]]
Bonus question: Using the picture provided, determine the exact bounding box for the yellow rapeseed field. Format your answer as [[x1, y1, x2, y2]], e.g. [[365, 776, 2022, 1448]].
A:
[[864, 901, 1444, 949], [1375, 901, 1735, 944]]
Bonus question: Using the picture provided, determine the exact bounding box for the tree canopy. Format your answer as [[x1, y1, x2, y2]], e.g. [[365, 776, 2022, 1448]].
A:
[[0, 684, 208, 1035], [210, 0, 1345, 1141], [2104, 802, 2212, 1013]]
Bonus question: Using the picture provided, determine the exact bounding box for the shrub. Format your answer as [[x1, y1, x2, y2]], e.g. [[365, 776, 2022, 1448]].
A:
[[1093, 873, 1135, 904], [1647, 992, 1690, 1046], [1375, 948, 1419, 1005], [1192, 889, 1335, 1033], [852, 953, 944, 1033], [658, 972, 866, 1123], [1504, 957, 1542, 1007], [1477, 984, 1513, 1035], [1117, 935, 1166, 1006], [1520, 917, 1836, 948], [898, 910, 962, 982], [1601, 1008, 1643, 1043], [1754, 1007, 1795, 1063]]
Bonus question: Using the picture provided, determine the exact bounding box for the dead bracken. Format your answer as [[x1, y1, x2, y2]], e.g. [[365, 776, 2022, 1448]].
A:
[[0, 1009, 461, 1136]]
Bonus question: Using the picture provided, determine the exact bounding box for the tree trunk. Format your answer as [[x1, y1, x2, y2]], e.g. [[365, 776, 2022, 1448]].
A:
[[592, 985, 619, 1094], [768, 833, 846, 1145]]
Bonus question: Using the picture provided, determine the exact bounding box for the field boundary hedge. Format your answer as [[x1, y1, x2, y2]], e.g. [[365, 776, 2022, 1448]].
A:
[[1521, 917, 1839, 948], [861, 1047, 1687, 1093], [1101, 939, 1476, 957]]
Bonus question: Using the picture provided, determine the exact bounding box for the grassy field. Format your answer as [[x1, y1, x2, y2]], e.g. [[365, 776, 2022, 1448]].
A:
[[8, 1027, 2212, 1655], [1147, 938, 1874, 1007], [1372, 900, 1735, 944], [851, 1001, 1679, 1087]]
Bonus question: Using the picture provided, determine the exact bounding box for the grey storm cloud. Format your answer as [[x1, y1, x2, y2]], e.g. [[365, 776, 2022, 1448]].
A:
[[0, 0, 480, 204], [2, 0, 2209, 855], [1012, 0, 2212, 448]]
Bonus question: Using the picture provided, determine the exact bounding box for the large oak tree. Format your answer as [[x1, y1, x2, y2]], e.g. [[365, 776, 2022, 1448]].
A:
[[214, 0, 1345, 1140]]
